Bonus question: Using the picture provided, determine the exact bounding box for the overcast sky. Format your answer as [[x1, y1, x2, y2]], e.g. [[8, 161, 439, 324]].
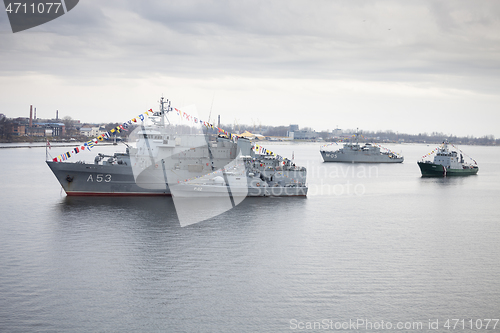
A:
[[1, 0, 499, 137]]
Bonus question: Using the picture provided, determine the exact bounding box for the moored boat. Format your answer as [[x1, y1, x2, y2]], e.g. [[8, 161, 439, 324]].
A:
[[320, 130, 403, 163], [46, 97, 308, 197], [417, 141, 478, 177]]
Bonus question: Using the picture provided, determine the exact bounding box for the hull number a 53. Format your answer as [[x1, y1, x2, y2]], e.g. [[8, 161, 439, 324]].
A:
[[87, 174, 112, 182]]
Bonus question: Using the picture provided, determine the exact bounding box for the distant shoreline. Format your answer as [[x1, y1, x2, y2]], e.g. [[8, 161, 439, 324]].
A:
[[0, 141, 498, 149]]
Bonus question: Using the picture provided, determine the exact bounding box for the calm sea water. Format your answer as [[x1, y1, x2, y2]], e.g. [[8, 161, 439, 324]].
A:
[[1, 142, 499, 332]]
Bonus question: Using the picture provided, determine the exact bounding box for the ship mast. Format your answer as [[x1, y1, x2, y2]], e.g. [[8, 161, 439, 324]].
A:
[[158, 96, 173, 126], [441, 140, 449, 154]]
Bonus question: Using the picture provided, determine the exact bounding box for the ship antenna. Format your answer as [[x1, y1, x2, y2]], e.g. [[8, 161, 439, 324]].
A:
[[207, 93, 215, 124], [166, 99, 172, 125]]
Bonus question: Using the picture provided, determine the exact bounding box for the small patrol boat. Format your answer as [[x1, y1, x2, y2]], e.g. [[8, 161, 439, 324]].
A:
[[417, 141, 478, 177]]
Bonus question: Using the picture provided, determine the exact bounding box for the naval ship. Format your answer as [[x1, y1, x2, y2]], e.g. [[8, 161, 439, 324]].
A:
[[320, 131, 404, 163], [46, 97, 308, 197], [417, 141, 478, 177]]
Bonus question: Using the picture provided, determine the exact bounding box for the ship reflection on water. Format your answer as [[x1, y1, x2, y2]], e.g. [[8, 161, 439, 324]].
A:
[[57, 195, 308, 228]]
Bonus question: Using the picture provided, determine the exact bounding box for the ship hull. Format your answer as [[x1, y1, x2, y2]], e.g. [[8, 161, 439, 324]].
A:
[[46, 161, 171, 196], [320, 150, 403, 163], [47, 161, 308, 197], [417, 162, 479, 177]]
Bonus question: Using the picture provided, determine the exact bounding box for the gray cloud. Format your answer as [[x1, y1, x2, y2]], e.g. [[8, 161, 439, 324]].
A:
[[1, 0, 499, 136], [3, 1, 500, 81]]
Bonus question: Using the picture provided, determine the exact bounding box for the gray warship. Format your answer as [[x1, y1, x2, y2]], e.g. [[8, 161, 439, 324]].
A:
[[46, 97, 308, 197], [320, 130, 404, 163]]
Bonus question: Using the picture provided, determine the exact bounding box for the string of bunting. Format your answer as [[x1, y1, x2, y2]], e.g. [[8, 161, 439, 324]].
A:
[[171, 107, 290, 162], [51, 109, 154, 162], [374, 144, 401, 156], [52, 105, 291, 163], [450, 143, 478, 165], [421, 143, 444, 160], [421, 143, 477, 165], [320, 142, 339, 149], [252, 144, 289, 162]]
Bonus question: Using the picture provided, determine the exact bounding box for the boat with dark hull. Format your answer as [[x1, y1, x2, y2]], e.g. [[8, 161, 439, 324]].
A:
[[320, 130, 403, 163], [417, 141, 478, 177], [46, 97, 308, 197]]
